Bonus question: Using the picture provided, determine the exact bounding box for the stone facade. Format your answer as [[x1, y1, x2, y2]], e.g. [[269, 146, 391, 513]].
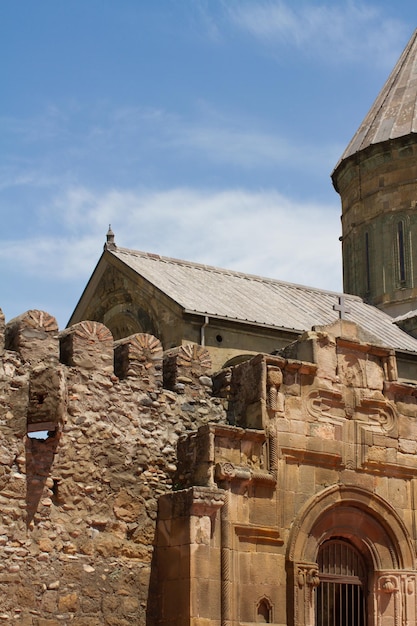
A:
[[155, 320, 417, 626], [3, 306, 417, 626]]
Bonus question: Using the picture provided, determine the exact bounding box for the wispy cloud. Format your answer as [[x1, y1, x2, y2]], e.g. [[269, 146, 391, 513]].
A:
[[0, 103, 340, 185], [226, 1, 408, 67], [0, 185, 342, 292], [170, 122, 341, 173]]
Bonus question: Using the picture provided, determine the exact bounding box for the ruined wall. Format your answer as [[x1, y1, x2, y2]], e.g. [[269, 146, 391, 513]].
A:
[[0, 308, 226, 625]]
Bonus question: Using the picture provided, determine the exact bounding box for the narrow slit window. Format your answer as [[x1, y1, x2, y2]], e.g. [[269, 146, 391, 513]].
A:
[[365, 232, 371, 294], [398, 221, 406, 283]]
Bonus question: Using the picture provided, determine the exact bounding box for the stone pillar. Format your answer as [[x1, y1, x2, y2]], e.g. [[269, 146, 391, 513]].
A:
[[227, 354, 287, 430], [5, 310, 59, 364], [114, 332, 163, 390], [59, 321, 114, 374], [288, 561, 320, 626], [155, 486, 225, 626]]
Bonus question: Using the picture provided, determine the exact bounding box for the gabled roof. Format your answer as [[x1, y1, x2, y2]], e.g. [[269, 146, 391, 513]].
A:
[[103, 246, 417, 353], [334, 28, 417, 167]]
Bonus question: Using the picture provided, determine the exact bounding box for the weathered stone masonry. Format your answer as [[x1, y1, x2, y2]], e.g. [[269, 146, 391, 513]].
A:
[[0, 308, 226, 625], [4, 308, 417, 626], [154, 320, 417, 626]]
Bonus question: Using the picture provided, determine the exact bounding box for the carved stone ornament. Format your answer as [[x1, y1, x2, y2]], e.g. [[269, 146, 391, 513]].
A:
[[381, 577, 396, 594], [216, 462, 237, 481], [297, 565, 320, 588], [306, 388, 344, 424], [307, 568, 320, 588], [266, 365, 284, 413]]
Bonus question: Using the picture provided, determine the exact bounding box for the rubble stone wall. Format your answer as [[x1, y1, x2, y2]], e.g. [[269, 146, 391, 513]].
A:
[[0, 308, 227, 626]]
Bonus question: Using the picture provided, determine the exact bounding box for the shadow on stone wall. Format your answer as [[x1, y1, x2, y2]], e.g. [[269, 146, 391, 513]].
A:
[[25, 432, 60, 526]]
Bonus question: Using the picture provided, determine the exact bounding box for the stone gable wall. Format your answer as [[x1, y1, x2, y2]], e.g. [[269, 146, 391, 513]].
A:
[[0, 308, 226, 625]]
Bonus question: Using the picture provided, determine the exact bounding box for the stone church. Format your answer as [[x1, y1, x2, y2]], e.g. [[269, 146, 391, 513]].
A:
[[150, 27, 417, 626], [2, 26, 417, 626]]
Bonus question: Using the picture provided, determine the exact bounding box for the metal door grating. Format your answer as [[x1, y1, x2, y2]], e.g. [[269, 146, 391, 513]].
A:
[[316, 540, 366, 626]]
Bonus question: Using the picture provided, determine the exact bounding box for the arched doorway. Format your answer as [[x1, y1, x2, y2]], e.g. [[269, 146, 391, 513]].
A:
[[316, 538, 366, 626], [286, 485, 416, 626]]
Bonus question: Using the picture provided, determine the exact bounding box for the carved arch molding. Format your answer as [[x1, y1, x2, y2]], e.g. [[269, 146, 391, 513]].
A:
[[286, 485, 416, 626]]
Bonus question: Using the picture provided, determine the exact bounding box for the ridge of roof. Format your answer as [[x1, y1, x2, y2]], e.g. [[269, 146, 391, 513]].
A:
[[62, 242, 417, 353], [110, 245, 358, 300], [333, 28, 417, 171]]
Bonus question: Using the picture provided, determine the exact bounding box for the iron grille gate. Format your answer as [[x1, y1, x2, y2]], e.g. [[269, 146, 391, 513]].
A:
[[316, 540, 366, 626]]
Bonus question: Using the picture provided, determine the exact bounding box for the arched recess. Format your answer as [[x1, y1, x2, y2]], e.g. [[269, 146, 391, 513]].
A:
[[286, 484, 415, 626], [222, 354, 254, 369], [103, 303, 159, 341], [287, 484, 414, 570]]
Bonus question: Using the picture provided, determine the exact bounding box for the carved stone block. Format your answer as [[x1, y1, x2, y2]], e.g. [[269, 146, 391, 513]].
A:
[[59, 321, 114, 373], [163, 344, 212, 392], [114, 332, 162, 388], [5, 310, 59, 364]]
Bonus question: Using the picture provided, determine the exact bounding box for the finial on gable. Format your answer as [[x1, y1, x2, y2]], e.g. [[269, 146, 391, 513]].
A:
[[105, 225, 116, 250]]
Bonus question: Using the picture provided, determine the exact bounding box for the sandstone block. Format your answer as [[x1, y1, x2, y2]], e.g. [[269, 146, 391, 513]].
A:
[[113, 488, 141, 522], [58, 591, 78, 612], [41, 590, 58, 613]]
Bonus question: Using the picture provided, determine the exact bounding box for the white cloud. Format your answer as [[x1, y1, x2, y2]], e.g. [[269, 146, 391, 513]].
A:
[[0, 185, 342, 292], [226, 1, 408, 67]]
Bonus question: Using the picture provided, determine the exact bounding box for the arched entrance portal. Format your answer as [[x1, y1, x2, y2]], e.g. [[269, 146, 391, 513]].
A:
[[316, 539, 366, 626], [287, 485, 416, 626]]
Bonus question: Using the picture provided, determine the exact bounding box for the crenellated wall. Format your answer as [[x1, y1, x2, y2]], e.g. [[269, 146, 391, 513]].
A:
[[0, 308, 226, 625]]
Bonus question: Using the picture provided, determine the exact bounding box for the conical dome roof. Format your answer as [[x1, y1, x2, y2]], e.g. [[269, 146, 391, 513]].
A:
[[335, 29, 417, 167]]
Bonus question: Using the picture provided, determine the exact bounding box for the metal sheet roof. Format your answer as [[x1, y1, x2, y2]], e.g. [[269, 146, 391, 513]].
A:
[[110, 246, 417, 353], [334, 28, 417, 167]]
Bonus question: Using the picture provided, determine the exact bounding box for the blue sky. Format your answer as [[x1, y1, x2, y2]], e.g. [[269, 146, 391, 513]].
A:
[[1, 1, 416, 329]]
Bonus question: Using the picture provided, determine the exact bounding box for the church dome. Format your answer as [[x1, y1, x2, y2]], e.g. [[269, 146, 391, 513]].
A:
[[333, 28, 417, 179]]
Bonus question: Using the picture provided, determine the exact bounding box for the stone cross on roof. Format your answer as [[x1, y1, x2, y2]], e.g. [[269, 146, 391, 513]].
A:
[[333, 295, 351, 320]]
